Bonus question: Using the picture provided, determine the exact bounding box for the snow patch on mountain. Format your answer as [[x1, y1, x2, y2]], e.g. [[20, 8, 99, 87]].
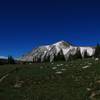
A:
[[79, 47, 95, 58]]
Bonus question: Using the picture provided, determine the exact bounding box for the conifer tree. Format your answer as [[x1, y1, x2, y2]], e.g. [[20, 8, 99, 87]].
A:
[[94, 43, 100, 58], [8, 56, 15, 64]]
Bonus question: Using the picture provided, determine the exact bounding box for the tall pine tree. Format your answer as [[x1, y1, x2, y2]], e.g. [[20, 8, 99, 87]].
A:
[[8, 56, 15, 64], [94, 43, 100, 58]]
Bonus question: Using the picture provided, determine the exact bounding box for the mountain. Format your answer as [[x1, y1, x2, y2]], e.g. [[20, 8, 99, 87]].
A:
[[0, 56, 8, 64], [20, 41, 95, 62], [0, 56, 8, 59]]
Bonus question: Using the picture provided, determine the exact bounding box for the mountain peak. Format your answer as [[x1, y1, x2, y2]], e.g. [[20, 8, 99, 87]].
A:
[[53, 40, 71, 47], [54, 40, 65, 44], [56, 40, 65, 43]]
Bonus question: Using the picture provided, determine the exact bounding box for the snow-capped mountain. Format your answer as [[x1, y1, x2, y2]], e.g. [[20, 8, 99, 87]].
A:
[[20, 41, 95, 62]]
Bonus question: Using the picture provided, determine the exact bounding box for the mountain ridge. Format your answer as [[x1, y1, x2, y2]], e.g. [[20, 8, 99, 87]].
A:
[[20, 40, 95, 62]]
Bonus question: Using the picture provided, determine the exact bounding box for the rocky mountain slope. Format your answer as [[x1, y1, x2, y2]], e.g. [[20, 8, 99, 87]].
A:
[[21, 41, 95, 62]]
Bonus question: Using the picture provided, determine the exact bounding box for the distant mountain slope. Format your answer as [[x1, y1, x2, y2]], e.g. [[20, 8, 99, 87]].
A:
[[0, 56, 8, 59], [20, 41, 95, 62]]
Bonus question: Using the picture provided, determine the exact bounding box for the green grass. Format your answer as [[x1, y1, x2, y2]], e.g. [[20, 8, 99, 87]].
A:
[[0, 58, 100, 100]]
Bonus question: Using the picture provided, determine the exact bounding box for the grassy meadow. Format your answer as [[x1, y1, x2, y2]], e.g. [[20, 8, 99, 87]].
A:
[[0, 58, 100, 100]]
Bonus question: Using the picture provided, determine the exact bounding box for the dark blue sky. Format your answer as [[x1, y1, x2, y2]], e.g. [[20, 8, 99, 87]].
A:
[[0, 0, 100, 57]]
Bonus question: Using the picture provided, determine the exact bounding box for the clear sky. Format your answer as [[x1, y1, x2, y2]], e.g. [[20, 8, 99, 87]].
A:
[[0, 0, 100, 57]]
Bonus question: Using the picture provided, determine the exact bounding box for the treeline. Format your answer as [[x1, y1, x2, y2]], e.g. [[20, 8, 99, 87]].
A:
[[0, 56, 15, 65]]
